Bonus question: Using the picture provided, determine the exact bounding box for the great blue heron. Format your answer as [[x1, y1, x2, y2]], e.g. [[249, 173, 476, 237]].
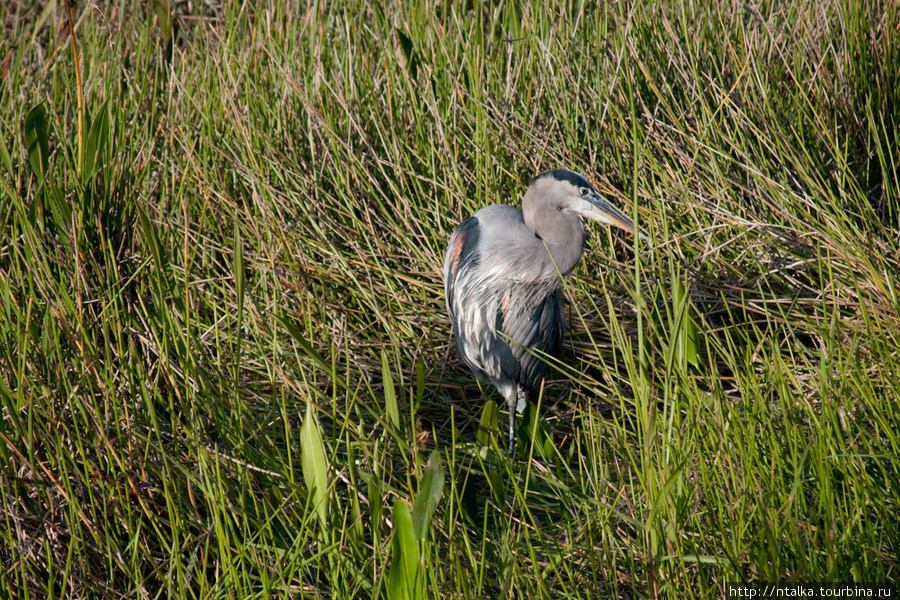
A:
[[443, 169, 642, 458]]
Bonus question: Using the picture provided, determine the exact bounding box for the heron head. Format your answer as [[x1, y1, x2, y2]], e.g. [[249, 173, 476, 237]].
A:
[[526, 169, 648, 242]]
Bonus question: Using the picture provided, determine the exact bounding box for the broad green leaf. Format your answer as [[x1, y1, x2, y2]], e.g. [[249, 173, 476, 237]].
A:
[[672, 276, 699, 369], [388, 498, 420, 600], [83, 99, 110, 183], [300, 401, 329, 534], [395, 28, 417, 78], [23, 103, 49, 179], [382, 350, 399, 430], [152, 0, 173, 39], [137, 203, 166, 277], [0, 137, 13, 175], [476, 400, 499, 448], [411, 450, 444, 540], [368, 474, 383, 548]]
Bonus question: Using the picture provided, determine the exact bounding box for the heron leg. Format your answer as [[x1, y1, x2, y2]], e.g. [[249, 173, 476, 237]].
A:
[[507, 394, 518, 459]]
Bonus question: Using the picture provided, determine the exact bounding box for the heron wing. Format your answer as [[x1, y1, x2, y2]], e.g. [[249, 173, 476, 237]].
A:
[[443, 214, 522, 397], [443, 216, 480, 311], [499, 288, 563, 398]]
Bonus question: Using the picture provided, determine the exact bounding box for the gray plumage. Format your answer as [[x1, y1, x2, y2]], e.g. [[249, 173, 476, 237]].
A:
[[444, 169, 642, 458]]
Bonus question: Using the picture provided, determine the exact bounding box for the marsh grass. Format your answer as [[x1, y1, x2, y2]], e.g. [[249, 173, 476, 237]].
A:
[[1, 0, 898, 597]]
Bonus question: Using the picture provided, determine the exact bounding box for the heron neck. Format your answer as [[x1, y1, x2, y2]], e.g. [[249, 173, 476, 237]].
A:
[[533, 213, 585, 276]]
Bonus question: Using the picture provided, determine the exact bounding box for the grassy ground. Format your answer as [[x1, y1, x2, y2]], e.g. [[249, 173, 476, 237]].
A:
[[2, 0, 899, 598]]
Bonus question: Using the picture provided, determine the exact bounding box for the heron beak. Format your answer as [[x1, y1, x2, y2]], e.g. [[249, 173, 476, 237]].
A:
[[572, 192, 649, 243]]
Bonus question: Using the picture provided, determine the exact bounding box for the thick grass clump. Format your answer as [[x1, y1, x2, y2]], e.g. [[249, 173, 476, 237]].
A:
[[1, 0, 898, 598]]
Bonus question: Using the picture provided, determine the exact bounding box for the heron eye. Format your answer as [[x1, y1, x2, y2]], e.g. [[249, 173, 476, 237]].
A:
[[579, 187, 589, 196]]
